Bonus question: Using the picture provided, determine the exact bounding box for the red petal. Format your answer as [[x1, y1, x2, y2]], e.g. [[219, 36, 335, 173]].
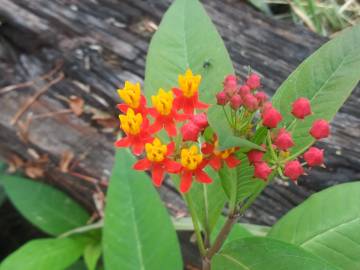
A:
[[132, 141, 144, 156], [209, 156, 222, 171], [183, 102, 194, 114], [148, 108, 158, 118], [114, 137, 130, 147], [164, 159, 182, 173], [148, 120, 163, 134], [195, 100, 209, 110], [116, 104, 128, 113], [167, 141, 175, 155], [140, 95, 147, 106], [198, 159, 209, 170], [133, 159, 152, 171], [165, 121, 177, 137], [201, 143, 214, 155], [195, 170, 212, 183], [180, 171, 193, 193], [152, 164, 165, 187], [175, 113, 190, 121], [172, 88, 182, 97], [225, 155, 241, 168]]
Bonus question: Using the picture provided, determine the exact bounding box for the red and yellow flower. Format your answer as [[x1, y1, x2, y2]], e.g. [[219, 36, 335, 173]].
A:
[[202, 139, 240, 171], [117, 81, 148, 116], [149, 88, 188, 137], [173, 69, 209, 114], [133, 138, 181, 186], [115, 108, 153, 155], [179, 145, 212, 193]]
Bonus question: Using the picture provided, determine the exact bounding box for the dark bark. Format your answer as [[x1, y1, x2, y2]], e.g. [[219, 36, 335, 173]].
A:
[[0, 0, 359, 253]]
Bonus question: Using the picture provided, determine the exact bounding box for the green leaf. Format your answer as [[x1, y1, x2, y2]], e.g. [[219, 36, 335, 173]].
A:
[[103, 149, 182, 270], [144, 0, 234, 143], [218, 125, 268, 204], [219, 153, 266, 204], [272, 24, 360, 157], [187, 168, 227, 234], [144, 0, 236, 237], [1, 175, 89, 235], [247, 0, 272, 15], [212, 237, 339, 270], [84, 242, 102, 270], [268, 182, 360, 270], [0, 237, 88, 270], [67, 261, 87, 270], [211, 216, 252, 246]]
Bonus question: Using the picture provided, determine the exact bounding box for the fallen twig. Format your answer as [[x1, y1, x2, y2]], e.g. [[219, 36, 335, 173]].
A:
[[11, 73, 65, 125], [0, 60, 64, 95]]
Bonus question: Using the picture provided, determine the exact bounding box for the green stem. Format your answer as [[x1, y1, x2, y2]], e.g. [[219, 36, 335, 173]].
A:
[[184, 194, 206, 256], [267, 130, 277, 161], [222, 106, 232, 127]]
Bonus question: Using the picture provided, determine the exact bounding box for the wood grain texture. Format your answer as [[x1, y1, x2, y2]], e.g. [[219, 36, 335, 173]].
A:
[[0, 0, 359, 230]]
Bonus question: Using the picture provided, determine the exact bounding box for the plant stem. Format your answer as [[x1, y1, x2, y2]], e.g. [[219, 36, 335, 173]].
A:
[[222, 106, 232, 127], [184, 194, 206, 256], [202, 257, 211, 270], [267, 130, 277, 161], [205, 211, 240, 260]]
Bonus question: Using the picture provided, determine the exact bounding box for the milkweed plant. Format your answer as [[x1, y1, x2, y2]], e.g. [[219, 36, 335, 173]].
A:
[[0, 0, 359, 270], [108, 0, 360, 268]]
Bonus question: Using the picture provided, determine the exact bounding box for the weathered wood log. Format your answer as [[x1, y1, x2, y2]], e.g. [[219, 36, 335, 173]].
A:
[[0, 0, 359, 231]]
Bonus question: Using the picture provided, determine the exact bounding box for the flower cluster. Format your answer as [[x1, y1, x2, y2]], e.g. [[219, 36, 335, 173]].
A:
[[215, 73, 330, 182], [116, 68, 331, 193], [115, 69, 241, 193]]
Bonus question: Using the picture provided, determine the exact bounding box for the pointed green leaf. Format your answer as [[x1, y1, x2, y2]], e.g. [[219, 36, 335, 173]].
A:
[[103, 149, 182, 270], [0, 237, 88, 270], [84, 242, 102, 270], [218, 154, 265, 204], [144, 0, 234, 145], [187, 169, 227, 233], [268, 182, 360, 270], [272, 24, 360, 157], [145, 0, 233, 99], [212, 237, 339, 270], [0, 175, 89, 235]]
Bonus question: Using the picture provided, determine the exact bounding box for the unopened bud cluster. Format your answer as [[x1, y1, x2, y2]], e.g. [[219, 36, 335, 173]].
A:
[[216, 72, 330, 182]]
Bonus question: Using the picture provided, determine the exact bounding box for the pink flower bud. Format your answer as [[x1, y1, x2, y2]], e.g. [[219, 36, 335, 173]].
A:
[[254, 91, 268, 105], [191, 112, 208, 130], [181, 121, 201, 141], [254, 162, 272, 181], [274, 128, 294, 150], [224, 75, 238, 98], [262, 107, 282, 128], [310, 119, 330, 140], [291, 98, 312, 119], [284, 160, 304, 181], [247, 150, 264, 164], [224, 75, 237, 88], [216, 91, 228, 105], [230, 94, 242, 110], [238, 85, 251, 97], [304, 147, 324, 167], [243, 94, 259, 112], [225, 87, 237, 99], [262, 102, 273, 113], [246, 73, 261, 89]]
